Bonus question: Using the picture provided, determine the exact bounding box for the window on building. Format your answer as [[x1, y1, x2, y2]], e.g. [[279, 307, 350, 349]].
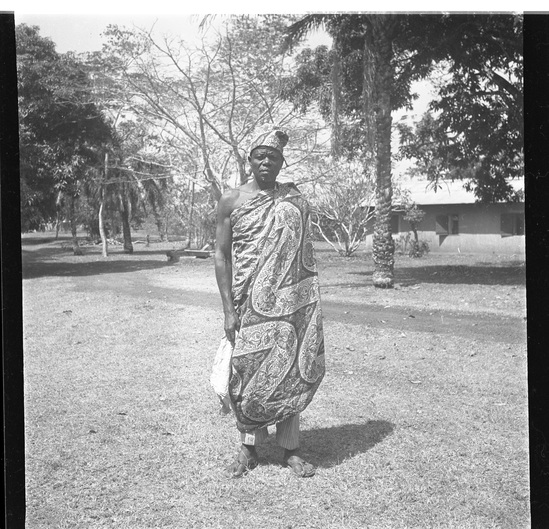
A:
[[435, 215, 448, 235], [436, 214, 459, 235], [501, 213, 525, 237], [390, 214, 400, 234], [450, 214, 459, 235]]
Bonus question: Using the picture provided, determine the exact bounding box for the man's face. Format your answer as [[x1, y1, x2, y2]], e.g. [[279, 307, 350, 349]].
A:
[[248, 147, 284, 186]]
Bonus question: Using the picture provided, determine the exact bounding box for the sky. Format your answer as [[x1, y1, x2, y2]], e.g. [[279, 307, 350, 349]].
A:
[[12, 9, 436, 179], [8, 0, 533, 56], [14, 13, 335, 55], [12, 11, 431, 105], [9, 0, 531, 31], [15, 14, 220, 54], [12, 5, 522, 180]]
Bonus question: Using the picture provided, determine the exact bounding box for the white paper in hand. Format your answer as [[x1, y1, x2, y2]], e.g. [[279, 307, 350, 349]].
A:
[[210, 335, 235, 415]]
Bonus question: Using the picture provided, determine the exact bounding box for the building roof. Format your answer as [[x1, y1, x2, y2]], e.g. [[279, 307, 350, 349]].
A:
[[400, 178, 524, 206]]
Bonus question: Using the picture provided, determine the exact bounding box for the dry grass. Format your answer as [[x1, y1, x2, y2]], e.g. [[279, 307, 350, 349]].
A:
[[22, 233, 528, 528]]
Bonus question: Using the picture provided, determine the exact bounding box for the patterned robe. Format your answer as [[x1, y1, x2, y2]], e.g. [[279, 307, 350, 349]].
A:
[[229, 182, 325, 432]]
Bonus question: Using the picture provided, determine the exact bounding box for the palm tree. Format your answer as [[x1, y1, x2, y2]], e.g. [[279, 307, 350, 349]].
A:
[[363, 15, 397, 287], [285, 14, 397, 287], [285, 13, 522, 282]]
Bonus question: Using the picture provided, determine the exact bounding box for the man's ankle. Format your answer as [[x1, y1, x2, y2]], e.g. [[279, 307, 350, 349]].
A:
[[283, 448, 300, 459], [241, 444, 257, 458]]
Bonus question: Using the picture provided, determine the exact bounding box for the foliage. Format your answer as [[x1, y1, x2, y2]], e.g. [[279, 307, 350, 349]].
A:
[[396, 200, 428, 258], [408, 237, 430, 258], [309, 159, 375, 257], [402, 203, 425, 228], [284, 14, 523, 203], [282, 15, 440, 158], [110, 122, 174, 246], [16, 24, 113, 233], [282, 14, 447, 287], [282, 13, 523, 288], [89, 15, 331, 245], [190, 194, 217, 249], [394, 232, 429, 258], [17, 17, 333, 244], [98, 16, 301, 200], [398, 15, 523, 202], [281, 45, 333, 120]]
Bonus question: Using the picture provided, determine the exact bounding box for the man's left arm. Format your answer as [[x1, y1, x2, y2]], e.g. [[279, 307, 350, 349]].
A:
[[214, 192, 240, 345]]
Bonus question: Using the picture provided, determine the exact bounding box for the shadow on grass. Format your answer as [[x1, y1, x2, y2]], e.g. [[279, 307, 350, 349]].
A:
[[21, 239, 210, 280], [342, 263, 525, 287], [260, 420, 395, 469], [22, 258, 169, 279], [20, 236, 59, 246]]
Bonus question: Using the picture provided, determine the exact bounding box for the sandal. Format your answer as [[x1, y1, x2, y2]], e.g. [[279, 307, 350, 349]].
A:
[[225, 450, 258, 479], [284, 455, 316, 478]]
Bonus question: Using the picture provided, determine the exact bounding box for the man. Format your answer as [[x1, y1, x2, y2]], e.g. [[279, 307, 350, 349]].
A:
[[214, 128, 325, 478]]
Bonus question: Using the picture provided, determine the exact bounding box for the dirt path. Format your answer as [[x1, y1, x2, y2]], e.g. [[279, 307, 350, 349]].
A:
[[322, 300, 525, 344], [22, 236, 526, 347], [64, 263, 525, 346]]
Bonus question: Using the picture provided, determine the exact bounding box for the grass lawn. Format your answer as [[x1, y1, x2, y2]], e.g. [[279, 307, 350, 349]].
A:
[[22, 233, 528, 528]]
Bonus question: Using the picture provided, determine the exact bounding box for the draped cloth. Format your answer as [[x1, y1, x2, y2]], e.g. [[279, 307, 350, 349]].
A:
[[229, 182, 325, 432]]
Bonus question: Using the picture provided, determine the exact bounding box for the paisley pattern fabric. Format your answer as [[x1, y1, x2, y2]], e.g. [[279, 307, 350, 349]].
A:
[[229, 183, 325, 432]]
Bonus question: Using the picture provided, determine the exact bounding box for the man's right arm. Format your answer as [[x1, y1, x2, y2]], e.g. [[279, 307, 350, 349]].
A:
[[214, 191, 240, 345]]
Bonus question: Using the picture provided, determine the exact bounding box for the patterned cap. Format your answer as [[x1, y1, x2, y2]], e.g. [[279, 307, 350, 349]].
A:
[[249, 128, 289, 156]]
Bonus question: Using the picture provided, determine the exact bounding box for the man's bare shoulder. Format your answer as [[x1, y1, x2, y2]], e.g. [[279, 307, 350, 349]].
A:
[[219, 184, 258, 215], [217, 188, 239, 212], [218, 185, 252, 216], [219, 187, 240, 202]]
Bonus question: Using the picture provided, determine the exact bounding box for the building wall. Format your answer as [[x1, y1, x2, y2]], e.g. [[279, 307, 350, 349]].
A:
[[363, 203, 525, 254]]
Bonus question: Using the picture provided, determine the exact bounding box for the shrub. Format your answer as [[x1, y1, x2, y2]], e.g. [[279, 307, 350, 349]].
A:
[[409, 239, 430, 258]]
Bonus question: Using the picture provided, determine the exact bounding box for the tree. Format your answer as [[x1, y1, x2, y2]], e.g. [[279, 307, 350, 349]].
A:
[[17, 24, 62, 231], [363, 16, 398, 287], [98, 16, 298, 201], [92, 16, 329, 247], [402, 203, 428, 258], [80, 46, 181, 253], [16, 24, 113, 252], [107, 122, 173, 253], [284, 15, 429, 287], [283, 13, 522, 286], [310, 159, 375, 257], [398, 15, 522, 203]]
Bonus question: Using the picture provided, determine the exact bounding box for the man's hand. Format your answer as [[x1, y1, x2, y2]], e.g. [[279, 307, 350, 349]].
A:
[[224, 310, 240, 346]]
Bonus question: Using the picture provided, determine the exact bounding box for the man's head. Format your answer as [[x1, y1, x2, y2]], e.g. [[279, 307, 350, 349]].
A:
[[248, 146, 284, 186], [249, 128, 288, 158], [248, 129, 288, 186]]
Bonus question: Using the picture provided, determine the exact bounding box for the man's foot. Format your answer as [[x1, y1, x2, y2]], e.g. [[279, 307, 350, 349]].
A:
[[283, 450, 316, 478], [224, 446, 258, 479]]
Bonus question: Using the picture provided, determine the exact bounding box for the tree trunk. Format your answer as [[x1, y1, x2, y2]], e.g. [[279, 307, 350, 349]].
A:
[[99, 153, 109, 257], [186, 181, 195, 249], [366, 16, 395, 288], [99, 200, 108, 257], [120, 193, 134, 254], [231, 143, 248, 185], [164, 211, 170, 243], [55, 210, 61, 240], [197, 115, 222, 201], [55, 190, 63, 240], [151, 202, 165, 242], [412, 223, 419, 243], [110, 210, 119, 238], [69, 194, 83, 256], [331, 34, 342, 160]]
